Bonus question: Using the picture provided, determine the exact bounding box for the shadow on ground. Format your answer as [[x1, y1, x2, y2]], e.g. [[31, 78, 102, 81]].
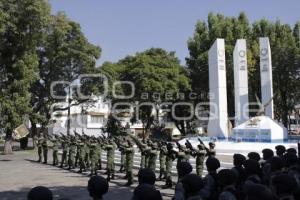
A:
[[0, 185, 133, 200]]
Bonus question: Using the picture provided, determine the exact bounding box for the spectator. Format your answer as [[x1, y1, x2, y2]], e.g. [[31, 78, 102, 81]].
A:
[[27, 186, 53, 200], [87, 175, 109, 200], [138, 168, 156, 186], [132, 183, 162, 200]]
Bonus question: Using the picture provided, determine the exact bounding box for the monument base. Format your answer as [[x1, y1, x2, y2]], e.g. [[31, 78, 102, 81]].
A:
[[232, 116, 288, 142]]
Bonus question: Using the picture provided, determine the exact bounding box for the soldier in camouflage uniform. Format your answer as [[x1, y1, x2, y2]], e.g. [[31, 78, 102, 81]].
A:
[[105, 139, 116, 181], [159, 142, 167, 180], [78, 140, 86, 173], [60, 135, 69, 168], [42, 135, 48, 164], [68, 136, 76, 170], [148, 142, 158, 172], [36, 135, 44, 162], [84, 136, 91, 168], [97, 138, 103, 170], [208, 142, 216, 157], [89, 142, 99, 176], [50, 135, 60, 166], [124, 139, 135, 186], [193, 143, 207, 177], [163, 143, 177, 189]]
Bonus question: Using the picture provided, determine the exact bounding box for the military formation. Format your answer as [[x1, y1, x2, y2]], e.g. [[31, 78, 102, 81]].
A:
[[35, 129, 215, 188], [34, 131, 300, 199]]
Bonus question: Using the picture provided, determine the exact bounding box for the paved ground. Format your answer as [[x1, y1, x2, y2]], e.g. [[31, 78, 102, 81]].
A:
[[0, 150, 177, 200], [0, 143, 236, 200]]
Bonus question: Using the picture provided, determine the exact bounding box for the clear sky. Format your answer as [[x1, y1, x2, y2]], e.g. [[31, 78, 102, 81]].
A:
[[49, 0, 300, 66]]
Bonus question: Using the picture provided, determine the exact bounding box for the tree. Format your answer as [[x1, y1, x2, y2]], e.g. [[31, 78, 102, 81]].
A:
[[117, 48, 191, 138], [0, 0, 50, 154], [30, 12, 101, 137]]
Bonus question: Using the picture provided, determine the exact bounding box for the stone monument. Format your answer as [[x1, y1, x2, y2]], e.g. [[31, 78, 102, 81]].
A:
[[233, 39, 249, 126], [207, 39, 229, 138], [260, 37, 274, 119]]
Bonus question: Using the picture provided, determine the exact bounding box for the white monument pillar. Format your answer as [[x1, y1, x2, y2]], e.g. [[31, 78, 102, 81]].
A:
[[233, 39, 249, 126], [207, 39, 229, 138], [259, 37, 274, 119]]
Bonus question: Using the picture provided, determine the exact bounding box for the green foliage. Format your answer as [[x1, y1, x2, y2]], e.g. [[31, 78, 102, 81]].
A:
[[187, 12, 300, 127], [0, 0, 50, 138]]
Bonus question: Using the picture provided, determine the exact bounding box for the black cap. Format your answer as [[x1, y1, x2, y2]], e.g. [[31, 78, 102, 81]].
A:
[[247, 152, 261, 162], [217, 169, 237, 186], [133, 184, 162, 200], [87, 175, 109, 198], [27, 186, 53, 200], [206, 157, 220, 171], [138, 168, 156, 185]]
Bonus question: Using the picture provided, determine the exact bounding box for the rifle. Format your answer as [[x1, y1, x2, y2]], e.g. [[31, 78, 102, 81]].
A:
[[185, 140, 194, 151], [198, 137, 210, 156]]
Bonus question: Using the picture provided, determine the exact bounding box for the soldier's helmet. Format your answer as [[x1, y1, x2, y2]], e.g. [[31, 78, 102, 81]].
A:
[[262, 148, 274, 160], [233, 153, 246, 167], [247, 152, 261, 162], [208, 142, 215, 148], [87, 175, 109, 199], [27, 186, 53, 200], [197, 143, 205, 150], [275, 145, 286, 155], [217, 169, 237, 186], [206, 157, 220, 171]]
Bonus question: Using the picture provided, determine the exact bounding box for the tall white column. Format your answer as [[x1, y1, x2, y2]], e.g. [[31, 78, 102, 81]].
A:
[[233, 39, 249, 126], [259, 37, 274, 119], [207, 39, 229, 138]]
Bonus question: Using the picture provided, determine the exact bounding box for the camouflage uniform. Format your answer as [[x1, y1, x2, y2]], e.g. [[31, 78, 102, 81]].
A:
[[148, 144, 158, 172], [42, 137, 48, 164], [194, 144, 206, 177], [51, 137, 60, 166], [68, 138, 76, 169], [125, 141, 135, 186], [164, 143, 177, 188], [60, 139, 69, 168], [159, 144, 167, 180], [89, 143, 99, 176], [36, 136, 44, 162], [105, 141, 116, 181]]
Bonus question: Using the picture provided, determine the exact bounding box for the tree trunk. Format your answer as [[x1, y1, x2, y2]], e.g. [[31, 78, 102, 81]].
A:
[[31, 122, 37, 148], [4, 139, 13, 155]]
